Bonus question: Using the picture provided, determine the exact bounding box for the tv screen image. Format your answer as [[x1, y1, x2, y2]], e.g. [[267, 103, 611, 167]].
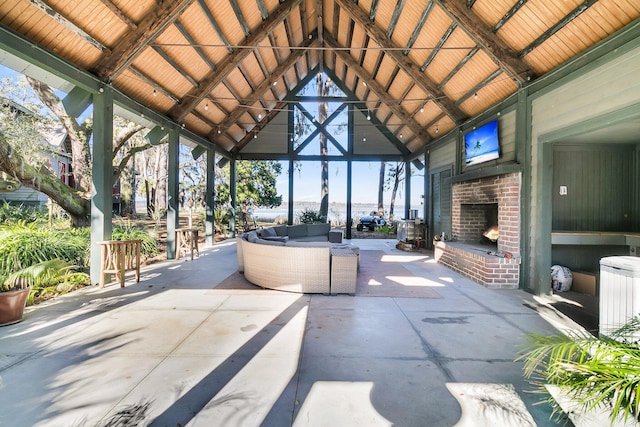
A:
[[464, 119, 500, 166]]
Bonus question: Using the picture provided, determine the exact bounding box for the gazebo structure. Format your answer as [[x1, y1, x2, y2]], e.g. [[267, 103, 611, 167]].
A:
[[0, 1, 639, 293]]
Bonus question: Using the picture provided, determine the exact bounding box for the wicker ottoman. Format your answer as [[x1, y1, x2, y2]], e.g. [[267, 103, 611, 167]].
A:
[[331, 247, 358, 295]]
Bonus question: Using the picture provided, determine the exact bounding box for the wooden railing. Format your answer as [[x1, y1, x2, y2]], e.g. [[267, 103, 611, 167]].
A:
[[98, 240, 142, 288]]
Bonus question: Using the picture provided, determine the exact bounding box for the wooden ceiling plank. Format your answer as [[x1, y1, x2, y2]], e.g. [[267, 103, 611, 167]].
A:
[[169, 0, 304, 121], [434, 0, 533, 84], [437, 46, 478, 88], [208, 36, 313, 140], [493, 0, 528, 33], [519, 0, 598, 58], [404, 1, 435, 54], [229, 0, 251, 36], [324, 31, 431, 148], [386, 0, 406, 39], [96, 0, 137, 30], [336, 0, 466, 123], [27, 0, 105, 51], [173, 20, 217, 70], [454, 68, 501, 106], [420, 22, 457, 71], [150, 45, 198, 88], [197, 0, 233, 54], [95, 0, 194, 79], [128, 65, 180, 103]]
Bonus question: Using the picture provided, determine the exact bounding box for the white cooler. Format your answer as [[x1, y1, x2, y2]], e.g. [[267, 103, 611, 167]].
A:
[[599, 256, 640, 339]]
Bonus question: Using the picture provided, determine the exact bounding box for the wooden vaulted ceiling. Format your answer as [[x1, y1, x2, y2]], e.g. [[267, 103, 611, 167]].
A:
[[1, 0, 639, 157]]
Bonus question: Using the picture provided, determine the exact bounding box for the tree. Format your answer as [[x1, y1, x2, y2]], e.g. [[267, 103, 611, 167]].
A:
[[377, 162, 386, 216], [317, 74, 331, 220], [387, 162, 405, 220], [0, 75, 150, 226], [214, 160, 282, 209]]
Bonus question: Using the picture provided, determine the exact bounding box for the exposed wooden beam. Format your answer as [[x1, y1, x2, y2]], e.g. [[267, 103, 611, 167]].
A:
[[207, 35, 313, 140], [324, 32, 432, 148], [150, 45, 199, 87], [335, 0, 466, 123], [128, 65, 180, 103], [434, 0, 533, 84], [421, 22, 457, 71], [386, 0, 406, 39], [455, 68, 502, 105], [169, 0, 304, 122], [404, 1, 435, 55], [197, 0, 233, 54], [256, 0, 269, 20], [96, 0, 137, 30], [493, 0, 527, 33], [437, 46, 478, 88], [369, 0, 380, 22], [173, 20, 217, 70], [27, 0, 105, 51], [317, 0, 324, 73], [519, 0, 597, 58], [94, 0, 193, 79], [229, 0, 250, 36]]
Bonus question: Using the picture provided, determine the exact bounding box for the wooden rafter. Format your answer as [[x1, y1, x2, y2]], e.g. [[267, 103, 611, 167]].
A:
[[128, 65, 180, 103], [493, 0, 528, 33], [96, 0, 137, 30], [256, 0, 269, 21], [519, 0, 598, 58], [197, 0, 233, 54], [437, 46, 479, 89], [27, 0, 105, 51], [324, 32, 432, 148], [369, 0, 380, 22], [229, 0, 250, 36], [455, 69, 501, 105], [150, 45, 198, 87], [208, 36, 314, 140], [434, 0, 533, 84], [404, 1, 435, 55], [421, 22, 457, 71], [94, 0, 194, 79], [174, 20, 217, 70], [169, 0, 304, 122], [335, 0, 466, 123], [386, 0, 406, 39]]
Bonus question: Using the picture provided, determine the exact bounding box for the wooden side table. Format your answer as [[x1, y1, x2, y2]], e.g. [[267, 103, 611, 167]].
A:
[[98, 240, 141, 288], [176, 228, 200, 260]]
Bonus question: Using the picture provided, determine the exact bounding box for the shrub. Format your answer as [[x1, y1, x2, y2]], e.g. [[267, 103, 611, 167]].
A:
[[0, 202, 48, 224], [112, 222, 159, 258], [297, 208, 326, 224]]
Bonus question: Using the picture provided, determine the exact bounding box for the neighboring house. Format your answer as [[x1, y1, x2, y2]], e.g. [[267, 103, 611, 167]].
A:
[[0, 99, 72, 206]]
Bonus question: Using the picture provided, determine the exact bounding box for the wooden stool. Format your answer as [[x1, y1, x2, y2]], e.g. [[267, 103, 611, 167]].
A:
[[176, 228, 200, 260], [98, 240, 141, 288]]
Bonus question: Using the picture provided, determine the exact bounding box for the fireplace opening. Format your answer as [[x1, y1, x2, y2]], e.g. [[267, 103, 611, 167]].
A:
[[459, 203, 498, 246]]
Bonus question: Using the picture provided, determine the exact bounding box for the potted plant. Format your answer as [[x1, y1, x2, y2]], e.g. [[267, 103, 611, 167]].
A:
[[0, 276, 30, 326], [518, 318, 640, 426]]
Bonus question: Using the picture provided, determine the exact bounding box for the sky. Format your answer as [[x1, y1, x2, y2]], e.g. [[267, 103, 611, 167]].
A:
[[0, 64, 425, 213]]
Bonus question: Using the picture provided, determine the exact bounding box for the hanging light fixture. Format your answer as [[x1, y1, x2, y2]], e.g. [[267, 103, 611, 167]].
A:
[[366, 111, 371, 121]]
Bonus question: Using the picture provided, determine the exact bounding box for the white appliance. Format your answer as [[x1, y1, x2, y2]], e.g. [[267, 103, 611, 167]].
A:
[[599, 256, 640, 340]]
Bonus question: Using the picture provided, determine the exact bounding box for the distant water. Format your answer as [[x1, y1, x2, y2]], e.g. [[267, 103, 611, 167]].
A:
[[251, 204, 411, 224]]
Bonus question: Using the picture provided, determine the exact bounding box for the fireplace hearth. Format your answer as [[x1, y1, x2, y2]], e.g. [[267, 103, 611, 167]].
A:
[[435, 173, 521, 289]]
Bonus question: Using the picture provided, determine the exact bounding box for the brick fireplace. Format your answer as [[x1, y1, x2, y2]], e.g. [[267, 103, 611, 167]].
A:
[[435, 172, 521, 289]]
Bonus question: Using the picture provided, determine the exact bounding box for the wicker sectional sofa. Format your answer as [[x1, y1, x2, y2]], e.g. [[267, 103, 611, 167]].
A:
[[236, 223, 346, 293]]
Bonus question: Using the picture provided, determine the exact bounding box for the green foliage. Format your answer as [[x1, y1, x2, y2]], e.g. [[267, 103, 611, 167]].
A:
[[4, 259, 90, 304], [215, 160, 282, 209], [376, 224, 396, 235], [112, 221, 159, 257], [0, 222, 89, 277], [297, 208, 326, 224], [0, 201, 48, 224], [518, 317, 640, 424]]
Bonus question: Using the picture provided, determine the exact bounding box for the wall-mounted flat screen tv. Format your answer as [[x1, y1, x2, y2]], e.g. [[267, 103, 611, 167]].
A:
[[464, 119, 500, 166]]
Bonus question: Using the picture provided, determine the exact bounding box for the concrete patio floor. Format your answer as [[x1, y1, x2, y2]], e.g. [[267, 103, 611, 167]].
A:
[[0, 239, 580, 426]]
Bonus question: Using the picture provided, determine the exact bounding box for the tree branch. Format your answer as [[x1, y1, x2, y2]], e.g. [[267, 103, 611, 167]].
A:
[[113, 143, 153, 182], [113, 124, 146, 157]]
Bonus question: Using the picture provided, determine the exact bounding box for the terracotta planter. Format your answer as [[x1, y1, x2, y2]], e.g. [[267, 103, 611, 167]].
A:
[[0, 287, 30, 326]]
